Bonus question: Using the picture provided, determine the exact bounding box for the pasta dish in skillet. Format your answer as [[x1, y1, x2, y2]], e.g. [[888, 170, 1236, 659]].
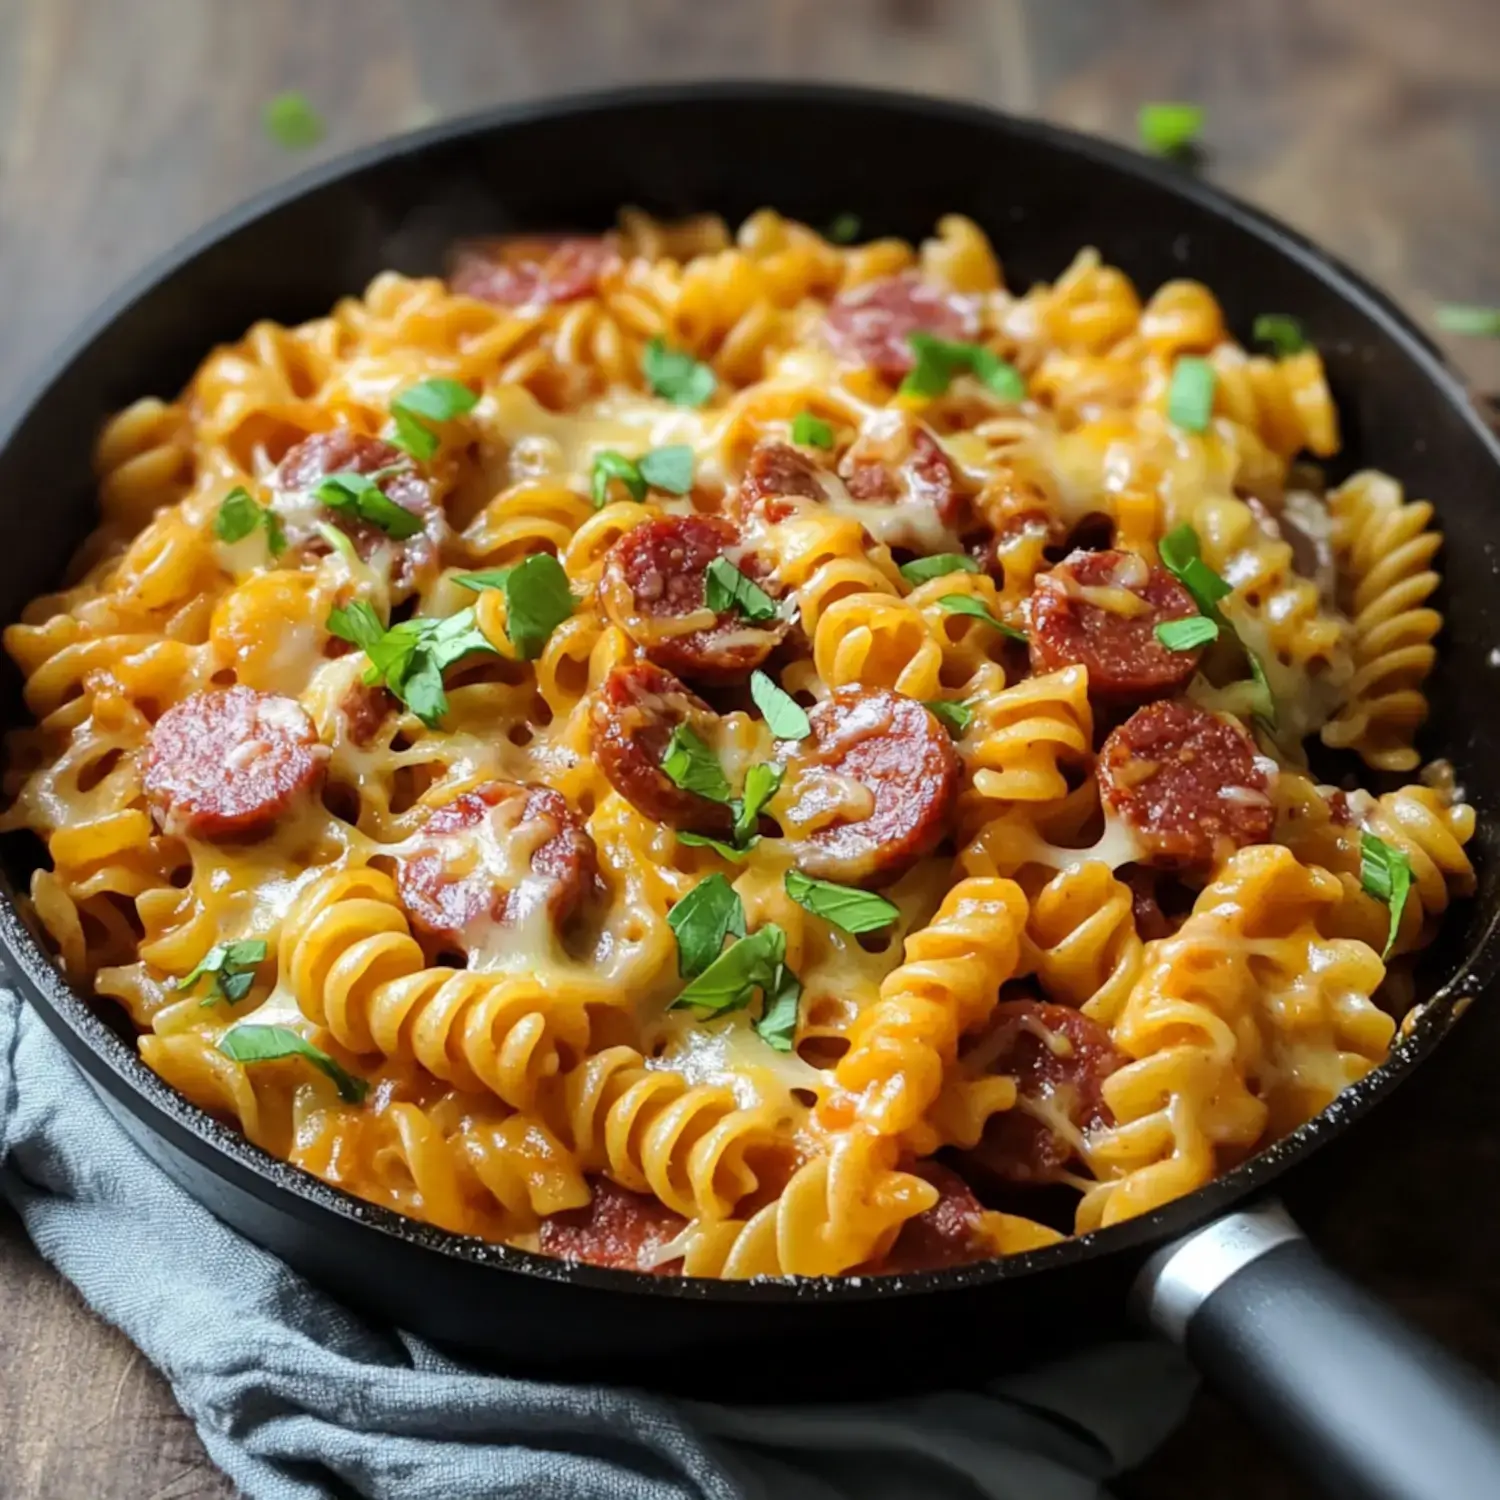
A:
[[1, 210, 1474, 1276]]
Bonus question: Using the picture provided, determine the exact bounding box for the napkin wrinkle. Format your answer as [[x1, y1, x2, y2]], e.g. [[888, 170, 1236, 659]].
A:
[[0, 991, 1195, 1500]]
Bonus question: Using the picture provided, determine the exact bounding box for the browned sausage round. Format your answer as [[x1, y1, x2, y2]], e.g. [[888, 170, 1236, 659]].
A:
[[967, 1000, 1124, 1185], [732, 439, 830, 524], [396, 782, 597, 942], [273, 430, 446, 593], [1098, 699, 1274, 866], [782, 686, 958, 886], [600, 515, 788, 683], [838, 420, 964, 543], [144, 687, 327, 841], [449, 235, 618, 309], [870, 1162, 993, 1274], [589, 661, 734, 836], [1027, 548, 1203, 701], [538, 1177, 686, 1274], [338, 681, 393, 748], [823, 274, 979, 381]]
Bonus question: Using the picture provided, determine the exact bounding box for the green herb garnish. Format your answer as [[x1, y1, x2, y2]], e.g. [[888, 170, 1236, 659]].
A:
[[671, 923, 799, 1051], [1360, 833, 1413, 959], [1167, 356, 1216, 433], [704, 557, 781, 623], [753, 962, 803, 1052], [453, 554, 577, 660], [215, 487, 287, 558], [827, 213, 862, 245], [175, 939, 268, 1006], [750, 670, 811, 741], [784, 871, 899, 935], [643, 339, 716, 408], [218, 1024, 367, 1102], [387, 378, 479, 462], [924, 699, 973, 736], [313, 471, 423, 540], [938, 594, 1028, 642], [900, 334, 1025, 401], [734, 762, 782, 845], [590, 446, 697, 508], [1154, 615, 1219, 652], [791, 412, 835, 449], [900, 553, 978, 586], [661, 724, 733, 804], [668, 874, 747, 979], [1253, 315, 1308, 357]]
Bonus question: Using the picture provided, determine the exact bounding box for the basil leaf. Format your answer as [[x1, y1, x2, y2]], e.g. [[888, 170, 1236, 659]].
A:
[[734, 762, 782, 845], [900, 552, 978, 586], [1246, 647, 1278, 730], [327, 604, 497, 728], [753, 962, 802, 1052], [326, 599, 387, 654], [313, 471, 424, 540], [938, 594, 1028, 641], [454, 554, 576, 660], [1154, 615, 1219, 652], [1138, 102, 1204, 157], [1157, 525, 1232, 618], [704, 557, 780, 623], [900, 334, 1025, 401], [218, 1024, 367, 1103], [1434, 305, 1500, 337], [671, 924, 788, 1018], [264, 509, 287, 558], [262, 91, 324, 151], [925, 699, 973, 736], [1360, 833, 1413, 959], [175, 938, 268, 1007], [1253, 314, 1308, 357], [784, 870, 899, 935], [1167, 356, 1216, 433], [591, 451, 646, 507], [388, 405, 439, 462], [215, 488, 262, 544], [668, 874, 747, 979], [791, 411, 835, 449], [661, 725, 732, 804], [642, 338, 716, 408], [678, 830, 755, 861], [827, 213, 862, 245], [638, 445, 695, 495], [750, 670, 811, 740]]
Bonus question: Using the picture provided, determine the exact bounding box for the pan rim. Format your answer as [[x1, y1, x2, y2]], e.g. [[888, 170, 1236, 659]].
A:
[[3, 78, 1497, 1304]]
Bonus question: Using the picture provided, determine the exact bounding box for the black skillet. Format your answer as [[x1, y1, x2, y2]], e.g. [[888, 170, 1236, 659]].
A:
[[2, 84, 1499, 1500]]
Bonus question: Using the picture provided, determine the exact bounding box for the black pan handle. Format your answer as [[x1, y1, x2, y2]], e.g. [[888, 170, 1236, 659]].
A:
[[1133, 1201, 1500, 1500]]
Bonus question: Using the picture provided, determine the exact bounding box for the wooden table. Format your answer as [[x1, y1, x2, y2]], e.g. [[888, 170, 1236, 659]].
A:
[[2, 1, 1498, 1495]]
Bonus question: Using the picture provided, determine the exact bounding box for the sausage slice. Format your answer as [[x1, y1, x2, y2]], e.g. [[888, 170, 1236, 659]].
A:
[[823, 274, 979, 381], [733, 439, 831, 524], [144, 687, 326, 841], [781, 686, 957, 886], [600, 515, 788, 684], [1098, 699, 1274, 867], [1027, 548, 1203, 702], [449, 235, 618, 309], [396, 782, 597, 942], [870, 1163, 994, 1275], [967, 1000, 1124, 1186], [589, 662, 734, 835], [838, 419, 962, 539], [273, 430, 446, 594]]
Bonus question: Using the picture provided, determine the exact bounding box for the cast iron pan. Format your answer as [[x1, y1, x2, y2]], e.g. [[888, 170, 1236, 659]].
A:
[[2, 84, 1499, 1499]]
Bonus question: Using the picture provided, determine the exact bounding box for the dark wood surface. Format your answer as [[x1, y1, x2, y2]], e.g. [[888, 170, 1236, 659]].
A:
[[2, 2, 1498, 1496]]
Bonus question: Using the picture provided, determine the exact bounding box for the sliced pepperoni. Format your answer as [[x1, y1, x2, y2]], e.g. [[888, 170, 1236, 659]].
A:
[[600, 515, 788, 683], [396, 782, 597, 943], [781, 687, 958, 886], [144, 687, 326, 841], [838, 419, 963, 540], [1027, 549, 1202, 702], [823, 274, 979, 381], [590, 662, 734, 836], [733, 439, 829, 524], [273, 430, 446, 594], [1098, 699, 1274, 867], [969, 1001, 1125, 1185], [870, 1162, 993, 1275], [449, 235, 618, 309], [538, 1178, 685, 1274]]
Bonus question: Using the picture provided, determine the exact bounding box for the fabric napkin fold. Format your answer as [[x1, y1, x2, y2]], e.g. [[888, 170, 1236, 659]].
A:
[[0, 988, 1196, 1500]]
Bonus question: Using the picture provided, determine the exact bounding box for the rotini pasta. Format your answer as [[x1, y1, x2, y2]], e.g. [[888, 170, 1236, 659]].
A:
[[2, 209, 1471, 1278]]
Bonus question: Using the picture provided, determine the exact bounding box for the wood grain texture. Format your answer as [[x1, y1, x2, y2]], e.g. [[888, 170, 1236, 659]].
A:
[[1, 1, 1497, 1496]]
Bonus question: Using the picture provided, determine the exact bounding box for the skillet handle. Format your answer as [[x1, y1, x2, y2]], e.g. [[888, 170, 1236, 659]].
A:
[[1133, 1201, 1500, 1500]]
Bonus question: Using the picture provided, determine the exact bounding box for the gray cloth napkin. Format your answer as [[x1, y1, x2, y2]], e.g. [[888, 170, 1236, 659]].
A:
[[0, 988, 1196, 1500]]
